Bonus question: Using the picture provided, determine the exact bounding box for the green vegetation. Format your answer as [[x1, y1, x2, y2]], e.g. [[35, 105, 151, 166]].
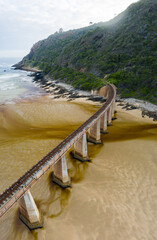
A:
[[17, 0, 157, 104], [49, 66, 105, 90]]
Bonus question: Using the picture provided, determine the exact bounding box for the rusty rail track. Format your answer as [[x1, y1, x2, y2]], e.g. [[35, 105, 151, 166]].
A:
[[0, 84, 116, 218]]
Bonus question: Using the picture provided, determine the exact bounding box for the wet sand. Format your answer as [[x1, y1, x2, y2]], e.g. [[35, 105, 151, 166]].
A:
[[0, 97, 157, 240], [0, 97, 96, 193]]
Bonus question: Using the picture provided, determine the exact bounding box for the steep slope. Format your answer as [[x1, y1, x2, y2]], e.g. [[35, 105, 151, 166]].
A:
[[16, 0, 157, 103]]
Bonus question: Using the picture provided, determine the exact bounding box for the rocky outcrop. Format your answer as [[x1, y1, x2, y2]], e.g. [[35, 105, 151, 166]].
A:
[[118, 98, 157, 121]]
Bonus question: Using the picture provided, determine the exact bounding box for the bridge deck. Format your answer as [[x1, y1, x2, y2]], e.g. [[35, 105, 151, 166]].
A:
[[0, 84, 116, 218]]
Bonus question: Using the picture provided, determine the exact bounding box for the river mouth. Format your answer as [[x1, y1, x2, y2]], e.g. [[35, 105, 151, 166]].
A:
[[0, 97, 157, 240]]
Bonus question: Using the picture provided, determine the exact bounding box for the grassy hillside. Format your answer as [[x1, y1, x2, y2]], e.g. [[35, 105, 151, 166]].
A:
[[16, 0, 157, 104]]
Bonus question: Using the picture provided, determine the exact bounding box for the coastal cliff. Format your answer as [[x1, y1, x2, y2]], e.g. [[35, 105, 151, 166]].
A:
[[15, 0, 157, 104]]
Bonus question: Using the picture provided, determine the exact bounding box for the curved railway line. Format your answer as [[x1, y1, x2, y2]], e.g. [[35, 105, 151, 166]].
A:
[[0, 84, 116, 218]]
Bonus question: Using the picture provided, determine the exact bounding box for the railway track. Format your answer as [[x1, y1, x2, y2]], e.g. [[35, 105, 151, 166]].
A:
[[0, 84, 116, 217]]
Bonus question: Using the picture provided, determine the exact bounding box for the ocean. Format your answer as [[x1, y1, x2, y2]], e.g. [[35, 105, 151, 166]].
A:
[[0, 58, 43, 104]]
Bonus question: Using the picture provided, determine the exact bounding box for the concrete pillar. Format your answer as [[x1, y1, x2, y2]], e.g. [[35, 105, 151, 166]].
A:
[[112, 101, 117, 120], [52, 155, 71, 188], [99, 86, 108, 98], [100, 112, 108, 134], [107, 107, 112, 126], [18, 190, 43, 230], [87, 119, 101, 144], [72, 133, 90, 162]]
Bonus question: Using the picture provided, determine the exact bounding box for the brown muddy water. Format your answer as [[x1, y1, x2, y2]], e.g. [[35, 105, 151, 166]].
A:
[[0, 97, 157, 240]]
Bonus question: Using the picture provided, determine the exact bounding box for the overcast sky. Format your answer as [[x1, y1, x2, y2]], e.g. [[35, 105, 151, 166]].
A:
[[0, 0, 139, 58]]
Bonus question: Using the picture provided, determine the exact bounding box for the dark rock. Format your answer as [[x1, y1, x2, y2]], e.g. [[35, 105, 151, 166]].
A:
[[117, 103, 124, 106], [142, 110, 157, 121], [87, 96, 106, 103], [130, 105, 137, 110], [58, 89, 66, 94]]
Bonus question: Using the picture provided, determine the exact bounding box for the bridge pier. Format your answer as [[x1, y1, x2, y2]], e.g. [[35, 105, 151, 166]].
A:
[[18, 190, 43, 230], [87, 119, 101, 144], [112, 101, 117, 120], [107, 107, 112, 126], [52, 155, 71, 188], [72, 133, 90, 162], [100, 112, 108, 134]]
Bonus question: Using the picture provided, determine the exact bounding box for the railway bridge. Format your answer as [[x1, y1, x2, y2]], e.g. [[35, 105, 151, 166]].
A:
[[0, 84, 116, 230]]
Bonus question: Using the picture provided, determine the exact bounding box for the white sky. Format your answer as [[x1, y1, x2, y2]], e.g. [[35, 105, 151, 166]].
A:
[[0, 0, 139, 58]]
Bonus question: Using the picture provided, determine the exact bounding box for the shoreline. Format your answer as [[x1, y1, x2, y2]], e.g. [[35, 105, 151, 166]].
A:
[[14, 66, 157, 121], [116, 98, 157, 121], [31, 71, 107, 105], [13, 65, 41, 73]]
